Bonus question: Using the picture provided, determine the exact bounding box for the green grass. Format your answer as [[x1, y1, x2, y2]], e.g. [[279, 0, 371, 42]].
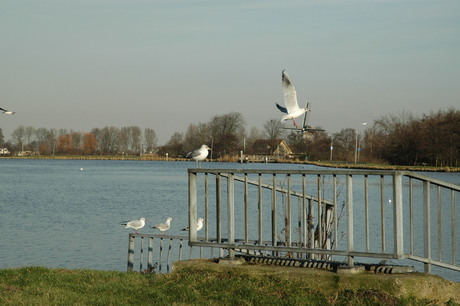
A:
[[1, 266, 457, 305]]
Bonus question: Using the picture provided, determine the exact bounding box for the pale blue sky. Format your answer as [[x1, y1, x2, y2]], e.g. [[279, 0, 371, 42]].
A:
[[1, 0, 459, 144]]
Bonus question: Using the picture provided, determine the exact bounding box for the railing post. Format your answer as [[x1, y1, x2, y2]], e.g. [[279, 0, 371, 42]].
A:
[[272, 174, 277, 250], [216, 174, 223, 257], [346, 174, 354, 266], [227, 173, 235, 259], [423, 180, 432, 273], [127, 234, 135, 272], [189, 171, 197, 243], [393, 173, 404, 258]]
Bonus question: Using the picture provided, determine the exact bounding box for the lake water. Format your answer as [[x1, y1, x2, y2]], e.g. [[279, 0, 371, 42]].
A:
[[1, 159, 459, 282]]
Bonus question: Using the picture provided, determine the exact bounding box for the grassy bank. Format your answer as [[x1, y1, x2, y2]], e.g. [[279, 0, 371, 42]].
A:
[[1, 262, 459, 305]]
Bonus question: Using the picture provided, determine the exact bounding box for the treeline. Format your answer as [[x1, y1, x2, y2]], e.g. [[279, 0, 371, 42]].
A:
[[1, 108, 458, 167], [1, 126, 158, 155]]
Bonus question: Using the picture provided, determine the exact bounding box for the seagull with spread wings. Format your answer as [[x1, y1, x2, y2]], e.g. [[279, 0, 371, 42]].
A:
[[276, 70, 309, 128], [0, 107, 15, 115]]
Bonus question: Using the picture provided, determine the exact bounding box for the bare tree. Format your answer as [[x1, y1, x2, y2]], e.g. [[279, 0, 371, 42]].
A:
[[160, 132, 184, 157], [144, 128, 158, 153], [263, 119, 286, 139], [98, 126, 119, 154], [11, 126, 26, 151], [184, 123, 210, 152], [209, 112, 246, 157]]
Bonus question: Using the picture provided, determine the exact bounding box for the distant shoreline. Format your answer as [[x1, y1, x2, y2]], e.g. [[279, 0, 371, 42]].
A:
[[1, 155, 459, 172]]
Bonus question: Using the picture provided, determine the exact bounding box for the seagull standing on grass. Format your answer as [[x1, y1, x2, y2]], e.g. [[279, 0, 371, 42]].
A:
[[181, 218, 204, 232], [0, 107, 15, 115], [152, 217, 173, 232], [121, 218, 147, 233], [276, 70, 310, 128], [186, 145, 211, 167]]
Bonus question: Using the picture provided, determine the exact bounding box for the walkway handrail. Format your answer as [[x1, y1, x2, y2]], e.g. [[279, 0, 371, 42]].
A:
[[187, 168, 460, 274]]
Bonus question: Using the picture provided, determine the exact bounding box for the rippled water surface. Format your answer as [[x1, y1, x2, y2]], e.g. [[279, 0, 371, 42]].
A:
[[0, 159, 459, 282]]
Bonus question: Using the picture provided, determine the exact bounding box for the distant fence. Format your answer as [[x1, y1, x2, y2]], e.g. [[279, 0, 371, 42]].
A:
[[128, 169, 460, 276]]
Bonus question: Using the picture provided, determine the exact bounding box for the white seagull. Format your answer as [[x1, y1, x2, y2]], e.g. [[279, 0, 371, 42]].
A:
[[0, 107, 15, 115], [186, 145, 211, 167], [121, 218, 147, 233], [181, 218, 204, 232], [276, 70, 310, 128], [152, 217, 173, 232]]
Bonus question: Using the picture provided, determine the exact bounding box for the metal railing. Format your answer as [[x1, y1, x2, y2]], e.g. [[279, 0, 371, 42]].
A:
[[187, 169, 460, 274], [127, 169, 460, 276]]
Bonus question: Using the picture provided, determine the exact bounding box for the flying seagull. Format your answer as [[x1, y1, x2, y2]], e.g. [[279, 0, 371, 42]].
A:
[[186, 145, 211, 167], [152, 217, 173, 232], [0, 107, 15, 115], [276, 70, 310, 128], [181, 218, 204, 232], [121, 217, 147, 233]]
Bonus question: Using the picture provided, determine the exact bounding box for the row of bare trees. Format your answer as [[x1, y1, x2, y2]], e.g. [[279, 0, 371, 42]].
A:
[[1, 108, 458, 166], [2, 126, 158, 155]]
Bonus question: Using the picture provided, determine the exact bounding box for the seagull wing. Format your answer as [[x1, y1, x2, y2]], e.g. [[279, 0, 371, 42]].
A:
[[276, 103, 288, 114], [281, 70, 300, 114], [186, 149, 199, 158]]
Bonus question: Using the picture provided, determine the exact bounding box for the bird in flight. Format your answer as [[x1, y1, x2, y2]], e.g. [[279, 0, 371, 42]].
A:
[[276, 70, 309, 128], [0, 107, 15, 115]]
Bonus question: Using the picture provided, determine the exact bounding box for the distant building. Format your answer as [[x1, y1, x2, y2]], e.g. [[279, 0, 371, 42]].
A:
[[251, 139, 294, 159], [0, 148, 10, 155]]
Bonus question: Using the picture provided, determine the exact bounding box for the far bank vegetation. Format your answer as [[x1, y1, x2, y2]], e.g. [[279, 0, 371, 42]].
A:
[[1, 108, 459, 167]]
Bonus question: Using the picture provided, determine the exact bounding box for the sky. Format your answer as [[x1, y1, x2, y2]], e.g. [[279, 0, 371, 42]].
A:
[[1, 0, 459, 145]]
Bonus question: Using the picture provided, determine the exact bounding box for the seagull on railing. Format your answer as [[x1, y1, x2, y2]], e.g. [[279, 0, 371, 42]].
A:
[[186, 145, 211, 167], [0, 107, 15, 115], [276, 70, 310, 128], [121, 218, 147, 233], [181, 218, 204, 232], [152, 217, 173, 232]]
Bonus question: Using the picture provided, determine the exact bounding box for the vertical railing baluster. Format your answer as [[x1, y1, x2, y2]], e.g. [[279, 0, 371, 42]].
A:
[[364, 175, 369, 251], [451, 190, 456, 265], [167, 239, 172, 272], [159, 238, 164, 272], [437, 185, 442, 261], [297, 197, 302, 257], [409, 178, 414, 255], [139, 236, 144, 272], [302, 174, 307, 249], [204, 173, 209, 242], [333, 175, 337, 250], [393, 173, 403, 258], [148, 236, 154, 269], [380, 175, 386, 252], [258, 174, 263, 245], [244, 173, 249, 243], [216, 174, 222, 257], [286, 174, 291, 247], [227, 173, 235, 259], [272, 174, 277, 252], [127, 234, 135, 272], [346, 174, 354, 266], [423, 180, 431, 273], [308, 198, 314, 250], [189, 171, 197, 244], [317, 174, 322, 248]]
